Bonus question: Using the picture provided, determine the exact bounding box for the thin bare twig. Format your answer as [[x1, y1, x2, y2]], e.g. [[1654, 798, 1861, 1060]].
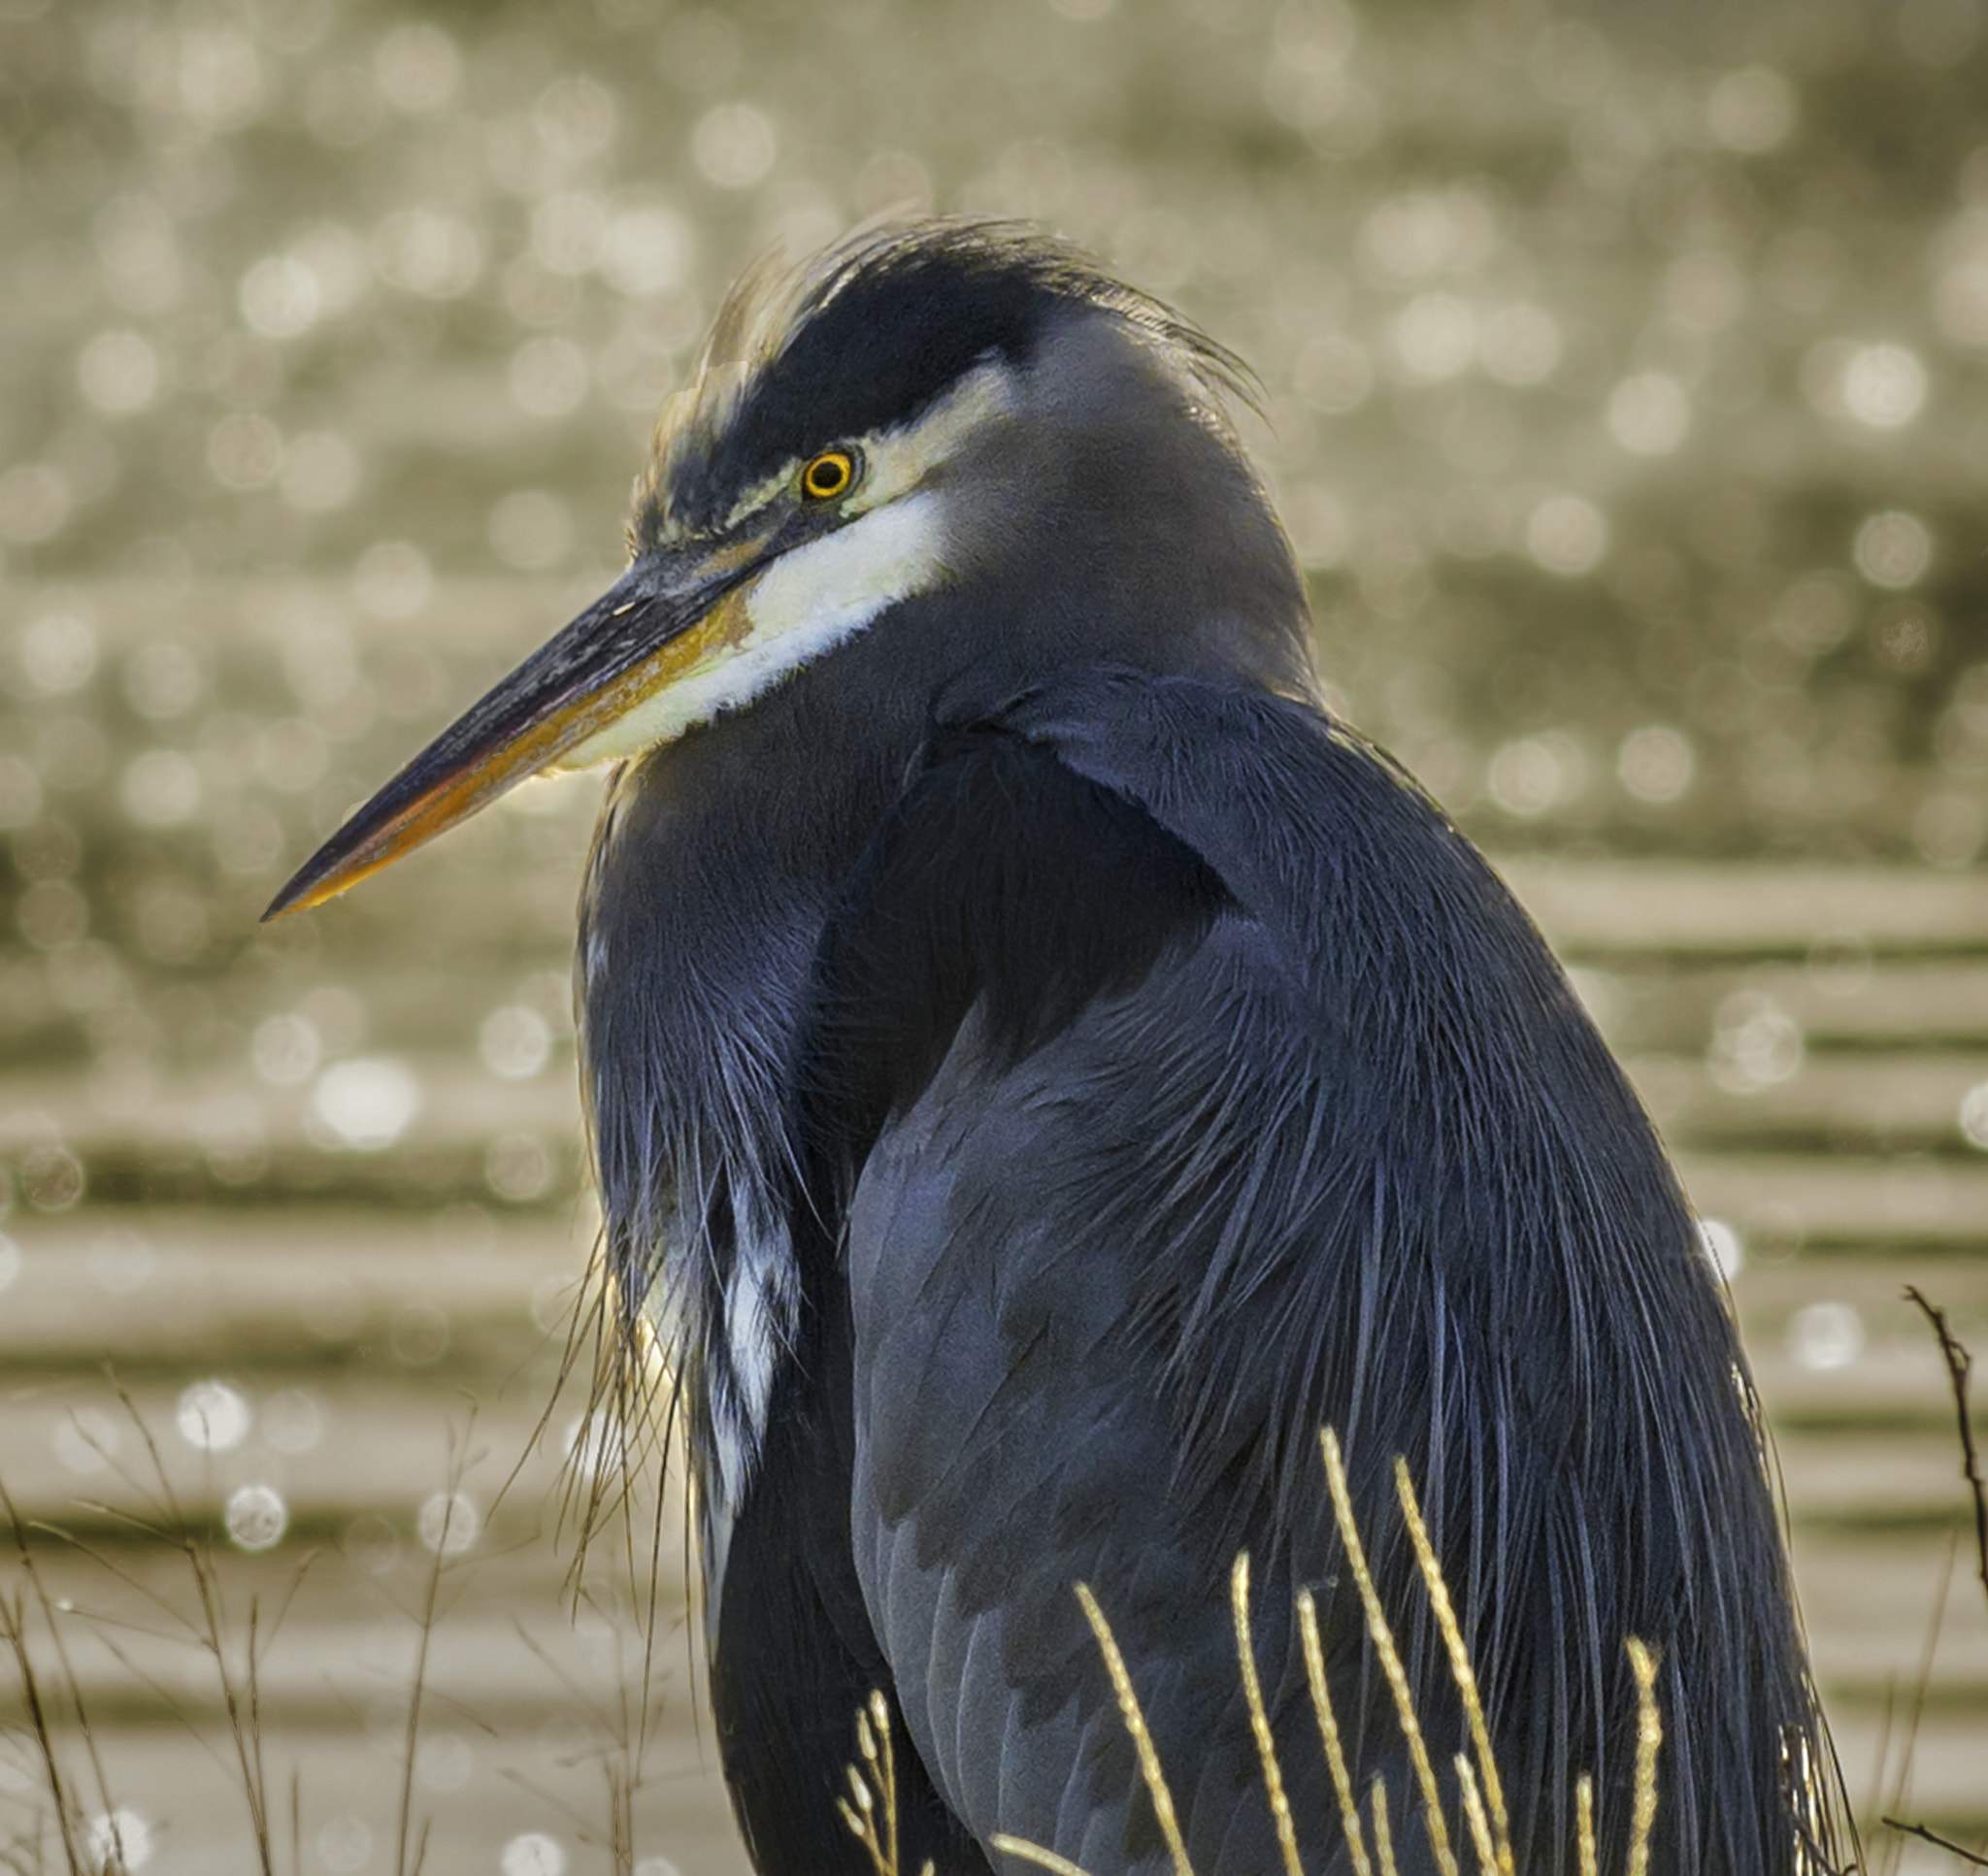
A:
[[398, 1417, 477, 1876], [0, 1581, 84, 1876], [1880, 1818, 1988, 1869], [109, 1379, 278, 1874], [0, 1475, 121, 1869], [1903, 1288, 1988, 1612]]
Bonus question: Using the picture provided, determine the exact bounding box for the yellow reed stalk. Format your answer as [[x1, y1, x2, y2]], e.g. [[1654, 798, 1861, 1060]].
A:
[[1455, 1754, 1498, 1876], [1297, 1590, 1373, 1876], [1319, 1430, 1460, 1876], [1575, 1775, 1598, 1876], [1395, 1458, 1513, 1876], [990, 1837, 1095, 1876], [1075, 1581, 1197, 1876], [1372, 1778, 1400, 1876], [1625, 1639, 1662, 1876], [1230, 1553, 1305, 1876], [839, 1689, 903, 1876]]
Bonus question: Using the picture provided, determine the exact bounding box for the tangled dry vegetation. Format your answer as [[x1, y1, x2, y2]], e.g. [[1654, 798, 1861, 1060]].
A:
[[5, 1297, 1987, 1874]]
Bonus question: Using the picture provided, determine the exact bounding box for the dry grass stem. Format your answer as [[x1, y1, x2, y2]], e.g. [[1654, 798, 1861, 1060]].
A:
[[1229, 1554, 1304, 1876], [106, 1384, 283, 1875], [1074, 1581, 1195, 1876], [1575, 1775, 1598, 1876], [1, 1474, 125, 1874], [0, 1579, 87, 1875], [1881, 1294, 1988, 1873], [1455, 1754, 1497, 1876], [1318, 1431, 1459, 1876], [1372, 1778, 1399, 1876], [1903, 1287, 1988, 1614], [1624, 1638, 1663, 1876], [394, 1421, 477, 1876], [839, 1689, 911, 1876], [1878, 1818, 1988, 1868], [1296, 1590, 1372, 1876], [990, 1837, 1097, 1876], [1394, 1458, 1512, 1875]]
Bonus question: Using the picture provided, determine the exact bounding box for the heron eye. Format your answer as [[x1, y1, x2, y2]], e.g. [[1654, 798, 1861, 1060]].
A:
[[800, 448, 856, 502]]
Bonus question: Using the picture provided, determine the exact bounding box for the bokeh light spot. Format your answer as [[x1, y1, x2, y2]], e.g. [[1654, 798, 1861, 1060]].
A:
[[1607, 374, 1690, 456], [598, 207, 695, 298], [487, 1134, 554, 1203], [1786, 1301, 1863, 1372], [311, 1059, 422, 1152], [1707, 991, 1804, 1094], [253, 1013, 323, 1087], [390, 1303, 450, 1366], [239, 256, 321, 339], [1488, 735, 1585, 817], [375, 22, 461, 114], [1525, 496, 1607, 576], [315, 1816, 374, 1876], [1699, 1218, 1744, 1281], [480, 1004, 552, 1079], [177, 1379, 252, 1454], [1852, 510, 1931, 589], [1617, 725, 1695, 803], [225, 1483, 288, 1551], [373, 210, 480, 300], [1391, 292, 1475, 380], [84, 1809, 153, 1874], [1840, 344, 1926, 429], [208, 412, 283, 491], [77, 330, 162, 413], [19, 612, 98, 695], [536, 76, 618, 162], [119, 749, 203, 827], [418, 1490, 480, 1556], [691, 103, 778, 189], [415, 1732, 475, 1792], [1958, 1079, 1988, 1149], [353, 542, 434, 619], [502, 1834, 567, 1876]]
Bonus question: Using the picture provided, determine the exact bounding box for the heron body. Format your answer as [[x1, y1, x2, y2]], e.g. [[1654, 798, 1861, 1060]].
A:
[[273, 222, 1848, 1875]]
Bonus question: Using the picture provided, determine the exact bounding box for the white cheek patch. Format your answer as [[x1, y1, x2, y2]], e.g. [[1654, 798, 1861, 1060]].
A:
[[555, 489, 949, 767]]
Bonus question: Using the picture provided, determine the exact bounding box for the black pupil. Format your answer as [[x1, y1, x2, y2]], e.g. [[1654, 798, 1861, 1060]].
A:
[[808, 456, 845, 496]]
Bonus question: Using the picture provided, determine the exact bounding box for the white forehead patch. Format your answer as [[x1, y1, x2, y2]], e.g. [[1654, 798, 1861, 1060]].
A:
[[554, 490, 949, 767], [847, 358, 1014, 513]]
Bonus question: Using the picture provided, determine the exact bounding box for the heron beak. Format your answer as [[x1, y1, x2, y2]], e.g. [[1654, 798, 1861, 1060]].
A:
[[262, 527, 780, 919]]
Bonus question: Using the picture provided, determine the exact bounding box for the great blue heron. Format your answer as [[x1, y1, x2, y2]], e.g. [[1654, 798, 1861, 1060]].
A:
[[270, 220, 1848, 1876]]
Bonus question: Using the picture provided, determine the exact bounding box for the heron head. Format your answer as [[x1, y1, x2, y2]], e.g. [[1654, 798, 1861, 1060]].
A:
[[266, 217, 1305, 918]]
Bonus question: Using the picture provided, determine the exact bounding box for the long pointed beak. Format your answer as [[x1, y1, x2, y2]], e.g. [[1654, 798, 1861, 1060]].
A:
[[263, 527, 779, 919]]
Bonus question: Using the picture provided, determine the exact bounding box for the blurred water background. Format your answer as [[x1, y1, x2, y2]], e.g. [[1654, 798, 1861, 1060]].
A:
[[2, 0, 1988, 1868]]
